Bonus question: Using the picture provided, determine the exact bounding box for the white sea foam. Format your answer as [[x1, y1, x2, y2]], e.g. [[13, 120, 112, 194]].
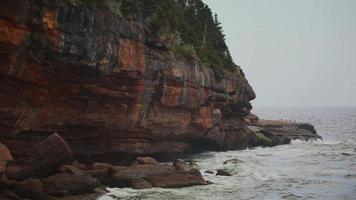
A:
[[99, 107, 356, 200]]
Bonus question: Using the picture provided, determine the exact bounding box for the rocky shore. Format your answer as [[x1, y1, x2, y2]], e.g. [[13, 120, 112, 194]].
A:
[[0, 1, 323, 199], [1, 134, 208, 199], [1, 119, 321, 199]]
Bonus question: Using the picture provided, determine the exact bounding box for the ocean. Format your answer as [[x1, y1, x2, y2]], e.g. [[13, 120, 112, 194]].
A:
[[99, 107, 356, 200]]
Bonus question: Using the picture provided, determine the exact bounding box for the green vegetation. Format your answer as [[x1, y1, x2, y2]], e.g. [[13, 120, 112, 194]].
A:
[[118, 0, 237, 73]]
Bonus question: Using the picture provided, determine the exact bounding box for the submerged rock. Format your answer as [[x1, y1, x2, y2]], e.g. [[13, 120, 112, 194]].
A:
[[216, 169, 232, 176]]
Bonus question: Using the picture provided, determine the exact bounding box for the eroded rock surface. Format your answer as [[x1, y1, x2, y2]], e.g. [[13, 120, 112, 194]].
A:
[[0, 0, 256, 162]]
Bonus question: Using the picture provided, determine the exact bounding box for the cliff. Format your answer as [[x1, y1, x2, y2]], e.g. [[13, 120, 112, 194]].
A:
[[0, 0, 257, 162]]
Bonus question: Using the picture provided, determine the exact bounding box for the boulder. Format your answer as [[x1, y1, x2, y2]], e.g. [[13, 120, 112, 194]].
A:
[[130, 178, 153, 189], [5, 166, 22, 180], [145, 169, 207, 188], [223, 159, 243, 165], [113, 164, 174, 187], [135, 157, 160, 165], [92, 162, 113, 171], [58, 164, 85, 176], [14, 178, 43, 194], [0, 173, 8, 190], [42, 173, 99, 196], [173, 159, 192, 171], [14, 178, 45, 199], [16, 133, 73, 180], [112, 164, 207, 188], [204, 170, 214, 174], [216, 169, 232, 176]]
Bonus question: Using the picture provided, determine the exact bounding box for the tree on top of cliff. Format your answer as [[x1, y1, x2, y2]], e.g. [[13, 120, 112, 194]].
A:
[[119, 0, 237, 74]]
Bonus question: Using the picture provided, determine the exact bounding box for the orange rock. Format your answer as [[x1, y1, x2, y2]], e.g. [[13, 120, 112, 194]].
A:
[[116, 38, 146, 73], [0, 19, 27, 45]]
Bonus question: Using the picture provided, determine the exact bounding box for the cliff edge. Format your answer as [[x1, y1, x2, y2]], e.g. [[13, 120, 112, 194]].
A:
[[0, 0, 256, 162], [0, 0, 320, 164]]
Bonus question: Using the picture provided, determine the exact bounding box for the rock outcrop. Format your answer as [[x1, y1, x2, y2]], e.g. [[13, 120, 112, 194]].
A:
[[0, 0, 256, 162], [248, 118, 322, 147], [0, 134, 209, 198]]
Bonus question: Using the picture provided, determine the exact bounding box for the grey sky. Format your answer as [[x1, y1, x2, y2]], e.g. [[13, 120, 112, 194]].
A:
[[203, 0, 356, 107]]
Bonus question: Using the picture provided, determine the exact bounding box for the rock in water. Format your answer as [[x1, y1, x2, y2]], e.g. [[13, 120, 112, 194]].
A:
[[16, 133, 73, 180], [216, 169, 232, 176], [42, 173, 99, 196], [112, 163, 207, 188], [145, 169, 207, 188]]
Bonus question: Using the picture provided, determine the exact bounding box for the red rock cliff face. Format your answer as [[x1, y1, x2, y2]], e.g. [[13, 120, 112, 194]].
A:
[[0, 1, 255, 162]]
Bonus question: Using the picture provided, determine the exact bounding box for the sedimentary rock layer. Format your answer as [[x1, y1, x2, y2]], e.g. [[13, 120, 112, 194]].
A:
[[0, 0, 255, 162]]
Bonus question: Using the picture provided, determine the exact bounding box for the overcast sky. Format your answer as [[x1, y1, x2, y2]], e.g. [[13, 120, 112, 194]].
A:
[[203, 0, 356, 107]]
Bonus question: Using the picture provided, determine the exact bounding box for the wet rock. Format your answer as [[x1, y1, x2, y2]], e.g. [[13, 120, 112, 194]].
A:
[[58, 164, 85, 176], [136, 157, 160, 165], [112, 164, 207, 188], [173, 159, 192, 171], [16, 133, 73, 180], [42, 173, 99, 196], [341, 153, 353, 156], [223, 159, 243, 165], [145, 169, 207, 188], [14, 178, 43, 196], [130, 178, 153, 189], [204, 170, 214, 174], [92, 162, 113, 171], [216, 169, 232, 176], [254, 132, 273, 146]]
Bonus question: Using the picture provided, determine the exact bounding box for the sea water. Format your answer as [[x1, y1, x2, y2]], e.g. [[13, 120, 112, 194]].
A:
[[99, 107, 356, 200]]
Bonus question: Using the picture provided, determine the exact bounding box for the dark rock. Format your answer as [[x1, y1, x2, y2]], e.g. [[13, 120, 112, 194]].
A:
[[16, 133, 73, 180], [204, 170, 214, 174], [216, 169, 232, 176], [0, 173, 8, 190], [223, 159, 243, 165], [341, 153, 353, 156], [42, 173, 99, 196], [130, 178, 153, 189], [14, 178, 43, 197], [58, 164, 85, 176], [145, 169, 207, 188], [112, 164, 207, 188], [92, 162, 113, 171], [136, 157, 160, 165], [5, 166, 22, 180], [173, 159, 192, 171], [0, 189, 23, 200]]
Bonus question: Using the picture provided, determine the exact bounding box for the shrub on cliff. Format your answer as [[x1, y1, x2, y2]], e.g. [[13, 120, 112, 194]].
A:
[[119, 0, 237, 73]]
